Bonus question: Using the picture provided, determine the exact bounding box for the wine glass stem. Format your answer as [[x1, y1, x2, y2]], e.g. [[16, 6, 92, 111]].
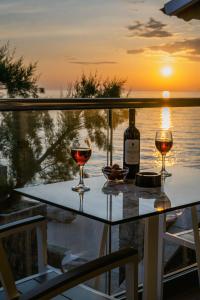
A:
[[79, 192, 84, 211], [161, 154, 166, 173], [79, 165, 84, 186]]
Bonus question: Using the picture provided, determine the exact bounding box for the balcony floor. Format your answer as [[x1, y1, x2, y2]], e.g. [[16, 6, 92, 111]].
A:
[[167, 288, 200, 300]]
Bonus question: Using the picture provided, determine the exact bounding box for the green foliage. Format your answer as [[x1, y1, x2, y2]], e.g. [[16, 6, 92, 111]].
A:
[[0, 58, 128, 188], [65, 73, 127, 149], [0, 43, 40, 98], [99, 79, 125, 98], [0, 110, 81, 186], [72, 73, 125, 98]]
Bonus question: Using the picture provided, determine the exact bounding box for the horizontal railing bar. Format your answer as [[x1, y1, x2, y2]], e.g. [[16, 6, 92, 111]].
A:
[[1, 97, 200, 103], [0, 97, 200, 111]]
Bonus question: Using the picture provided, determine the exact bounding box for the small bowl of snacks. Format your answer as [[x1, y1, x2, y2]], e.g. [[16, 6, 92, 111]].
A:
[[102, 164, 129, 182]]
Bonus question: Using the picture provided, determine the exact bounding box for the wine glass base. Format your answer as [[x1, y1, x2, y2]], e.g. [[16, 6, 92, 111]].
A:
[[160, 170, 172, 177], [72, 184, 90, 192]]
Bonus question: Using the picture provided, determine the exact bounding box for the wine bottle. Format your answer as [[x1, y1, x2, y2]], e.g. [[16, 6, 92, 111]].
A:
[[123, 108, 140, 180]]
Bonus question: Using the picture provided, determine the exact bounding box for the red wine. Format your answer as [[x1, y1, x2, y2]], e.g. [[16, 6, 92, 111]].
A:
[[155, 140, 173, 155], [123, 109, 140, 180], [71, 148, 91, 166]]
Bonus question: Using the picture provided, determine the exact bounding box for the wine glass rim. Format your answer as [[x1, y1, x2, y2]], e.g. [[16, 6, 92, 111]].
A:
[[71, 137, 92, 149]]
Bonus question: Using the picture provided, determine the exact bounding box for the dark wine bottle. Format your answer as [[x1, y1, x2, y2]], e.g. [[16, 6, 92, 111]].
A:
[[123, 108, 140, 180]]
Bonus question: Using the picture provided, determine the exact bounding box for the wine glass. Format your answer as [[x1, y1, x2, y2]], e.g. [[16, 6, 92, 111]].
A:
[[71, 137, 92, 192], [155, 130, 173, 177]]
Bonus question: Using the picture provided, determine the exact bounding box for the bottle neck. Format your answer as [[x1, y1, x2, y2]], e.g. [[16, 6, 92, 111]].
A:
[[129, 109, 135, 127]]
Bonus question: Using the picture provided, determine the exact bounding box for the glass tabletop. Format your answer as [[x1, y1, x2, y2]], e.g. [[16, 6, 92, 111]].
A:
[[14, 166, 200, 225]]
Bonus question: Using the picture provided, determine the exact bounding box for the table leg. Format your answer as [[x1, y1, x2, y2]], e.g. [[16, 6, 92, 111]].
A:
[[143, 214, 165, 300], [191, 206, 200, 285], [108, 224, 112, 295], [157, 214, 165, 300], [94, 223, 113, 294], [94, 224, 109, 290], [95, 197, 113, 293]]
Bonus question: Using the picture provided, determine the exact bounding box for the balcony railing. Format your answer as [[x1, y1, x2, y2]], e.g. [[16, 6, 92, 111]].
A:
[[0, 97, 200, 111]]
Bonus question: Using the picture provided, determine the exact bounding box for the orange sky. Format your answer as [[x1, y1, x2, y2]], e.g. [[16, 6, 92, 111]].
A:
[[1, 0, 200, 93]]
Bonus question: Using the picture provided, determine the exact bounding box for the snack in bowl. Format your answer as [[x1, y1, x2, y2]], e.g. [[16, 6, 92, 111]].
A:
[[102, 164, 129, 181]]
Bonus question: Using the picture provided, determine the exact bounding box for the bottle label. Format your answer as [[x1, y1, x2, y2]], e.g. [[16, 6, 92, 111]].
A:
[[125, 139, 140, 164]]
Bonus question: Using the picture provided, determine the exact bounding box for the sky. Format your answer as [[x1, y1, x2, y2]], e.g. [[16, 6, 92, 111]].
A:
[[0, 0, 200, 93]]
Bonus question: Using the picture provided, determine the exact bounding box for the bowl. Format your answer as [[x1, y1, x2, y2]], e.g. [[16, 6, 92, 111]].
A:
[[102, 165, 129, 182]]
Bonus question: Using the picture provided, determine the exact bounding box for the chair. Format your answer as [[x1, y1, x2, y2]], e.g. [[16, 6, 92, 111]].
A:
[[164, 206, 200, 284], [0, 215, 138, 300]]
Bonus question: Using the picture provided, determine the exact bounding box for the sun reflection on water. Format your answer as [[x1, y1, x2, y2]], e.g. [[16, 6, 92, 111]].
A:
[[154, 107, 175, 168], [162, 91, 170, 99], [161, 107, 171, 130]]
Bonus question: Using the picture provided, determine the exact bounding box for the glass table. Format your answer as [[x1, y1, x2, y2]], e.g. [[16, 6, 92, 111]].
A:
[[14, 166, 200, 299]]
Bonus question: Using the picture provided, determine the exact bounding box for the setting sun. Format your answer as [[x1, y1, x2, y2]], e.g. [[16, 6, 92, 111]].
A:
[[161, 66, 173, 77]]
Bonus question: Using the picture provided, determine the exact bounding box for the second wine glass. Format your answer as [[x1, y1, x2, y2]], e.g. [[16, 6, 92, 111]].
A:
[[155, 130, 173, 177], [71, 137, 92, 192]]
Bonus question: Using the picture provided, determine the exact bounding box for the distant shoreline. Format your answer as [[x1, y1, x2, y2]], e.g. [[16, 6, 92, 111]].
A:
[[43, 90, 200, 99]]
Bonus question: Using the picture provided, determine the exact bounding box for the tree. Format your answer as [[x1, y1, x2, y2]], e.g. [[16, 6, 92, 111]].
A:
[[70, 73, 125, 98], [0, 66, 129, 189], [67, 73, 128, 142], [0, 43, 41, 98]]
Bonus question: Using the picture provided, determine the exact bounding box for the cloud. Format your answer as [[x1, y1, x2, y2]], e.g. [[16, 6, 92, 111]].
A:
[[68, 60, 117, 65], [128, 21, 142, 31], [122, 0, 144, 3], [127, 38, 200, 61], [127, 18, 173, 38], [127, 49, 144, 54], [66, 55, 118, 65], [149, 38, 200, 54]]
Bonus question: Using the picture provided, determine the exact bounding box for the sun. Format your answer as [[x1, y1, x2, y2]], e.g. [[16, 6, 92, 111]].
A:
[[161, 66, 173, 77]]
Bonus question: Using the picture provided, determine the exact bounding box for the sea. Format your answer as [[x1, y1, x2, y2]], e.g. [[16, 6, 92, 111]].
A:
[[1, 90, 200, 180], [38, 90, 200, 177], [87, 106, 200, 176]]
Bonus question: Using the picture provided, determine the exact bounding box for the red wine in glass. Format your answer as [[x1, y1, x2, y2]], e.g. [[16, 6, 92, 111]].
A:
[[155, 140, 173, 155], [71, 148, 92, 166], [155, 130, 173, 177], [71, 138, 92, 192]]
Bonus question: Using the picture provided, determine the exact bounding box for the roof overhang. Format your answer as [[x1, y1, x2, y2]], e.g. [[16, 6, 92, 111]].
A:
[[161, 0, 200, 21]]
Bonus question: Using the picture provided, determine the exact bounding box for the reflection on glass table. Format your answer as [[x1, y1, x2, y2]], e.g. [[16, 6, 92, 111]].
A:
[[14, 166, 200, 300], [14, 167, 200, 225]]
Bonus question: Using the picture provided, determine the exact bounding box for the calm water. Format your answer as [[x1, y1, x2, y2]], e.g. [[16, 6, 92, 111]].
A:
[[87, 107, 200, 177], [0, 107, 200, 188]]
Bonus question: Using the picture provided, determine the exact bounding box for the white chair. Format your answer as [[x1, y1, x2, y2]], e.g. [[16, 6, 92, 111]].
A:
[[164, 206, 200, 284], [0, 215, 138, 300]]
